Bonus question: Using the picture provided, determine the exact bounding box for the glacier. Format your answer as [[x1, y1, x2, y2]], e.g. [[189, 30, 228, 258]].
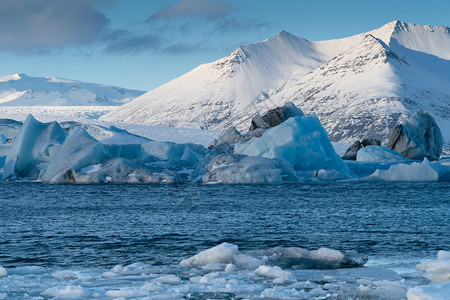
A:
[[0, 73, 144, 106]]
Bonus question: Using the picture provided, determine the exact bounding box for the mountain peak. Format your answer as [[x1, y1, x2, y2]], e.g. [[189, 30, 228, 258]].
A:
[[276, 30, 295, 37]]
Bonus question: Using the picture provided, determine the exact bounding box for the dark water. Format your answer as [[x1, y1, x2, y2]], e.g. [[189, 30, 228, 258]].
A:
[[0, 182, 449, 269]]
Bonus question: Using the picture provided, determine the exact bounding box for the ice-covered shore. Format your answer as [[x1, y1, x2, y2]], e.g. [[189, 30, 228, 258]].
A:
[[0, 243, 448, 299], [0, 110, 449, 184]]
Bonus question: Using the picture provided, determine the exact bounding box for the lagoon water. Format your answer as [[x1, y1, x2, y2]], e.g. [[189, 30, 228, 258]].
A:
[[0, 182, 449, 298]]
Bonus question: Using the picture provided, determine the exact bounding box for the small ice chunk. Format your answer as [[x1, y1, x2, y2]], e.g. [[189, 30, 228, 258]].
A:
[[232, 253, 264, 270], [180, 243, 239, 267], [438, 250, 450, 261], [255, 265, 292, 278], [8, 266, 46, 275], [52, 271, 78, 280], [368, 159, 439, 182], [224, 263, 237, 273], [309, 247, 345, 262], [407, 282, 450, 300], [0, 266, 6, 277], [263, 286, 309, 299], [101, 271, 118, 278], [201, 263, 226, 271], [153, 274, 181, 285], [41, 285, 92, 298], [105, 288, 139, 298], [415, 251, 450, 283]]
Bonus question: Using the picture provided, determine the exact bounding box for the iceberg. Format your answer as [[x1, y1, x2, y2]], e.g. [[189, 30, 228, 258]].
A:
[[202, 155, 284, 184], [357, 145, 410, 162], [234, 114, 349, 175], [387, 110, 443, 161], [41, 126, 208, 184], [1, 113, 447, 184], [2, 115, 67, 180], [367, 159, 439, 182], [41, 127, 110, 183]]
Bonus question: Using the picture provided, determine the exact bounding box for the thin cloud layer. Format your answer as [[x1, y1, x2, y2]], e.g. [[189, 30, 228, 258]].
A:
[[149, 0, 232, 20], [0, 0, 268, 56], [103, 31, 162, 55], [0, 0, 109, 52]]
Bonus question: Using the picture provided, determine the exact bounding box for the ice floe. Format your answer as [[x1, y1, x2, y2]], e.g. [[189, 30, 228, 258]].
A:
[[407, 251, 450, 300], [0, 244, 446, 299]]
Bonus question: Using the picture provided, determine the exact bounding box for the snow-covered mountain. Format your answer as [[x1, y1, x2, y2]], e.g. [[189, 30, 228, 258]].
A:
[[100, 21, 450, 147], [0, 74, 145, 106]]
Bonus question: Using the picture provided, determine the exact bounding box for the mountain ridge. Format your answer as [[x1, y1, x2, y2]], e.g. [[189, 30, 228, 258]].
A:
[[0, 73, 145, 106], [99, 21, 449, 149]]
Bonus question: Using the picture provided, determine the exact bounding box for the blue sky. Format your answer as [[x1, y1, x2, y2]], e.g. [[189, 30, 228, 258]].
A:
[[1, 0, 449, 91]]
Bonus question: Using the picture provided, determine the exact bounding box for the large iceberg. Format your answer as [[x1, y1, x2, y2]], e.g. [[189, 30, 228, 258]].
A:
[[387, 110, 443, 161], [2, 115, 67, 180], [41, 127, 209, 184], [234, 114, 349, 175], [1, 112, 448, 184]]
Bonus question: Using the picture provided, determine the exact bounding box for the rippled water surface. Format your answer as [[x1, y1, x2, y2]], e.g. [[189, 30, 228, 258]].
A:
[[0, 182, 449, 299], [1, 182, 449, 268]]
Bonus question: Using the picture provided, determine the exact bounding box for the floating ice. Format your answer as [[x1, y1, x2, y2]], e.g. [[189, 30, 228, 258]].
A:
[[357, 145, 410, 162], [368, 159, 440, 182], [255, 265, 293, 278], [202, 155, 283, 184], [2, 115, 67, 180], [52, 271, 79, 280], [407, 282, 450, 300], [8, 266, 47, 275], [41, 285, 92, 298], [180, 243, 367, 273], [415, 250, 450, 284], [405, 251, 450, 300], [234, 115, 349, 175], [41, 127, 110, 183], [180, 243, 239, 267], [1, 247, 443, 299], [1, 114, 446, 184], [261, 246, 367, 269], [0, 266, 6, 277]]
